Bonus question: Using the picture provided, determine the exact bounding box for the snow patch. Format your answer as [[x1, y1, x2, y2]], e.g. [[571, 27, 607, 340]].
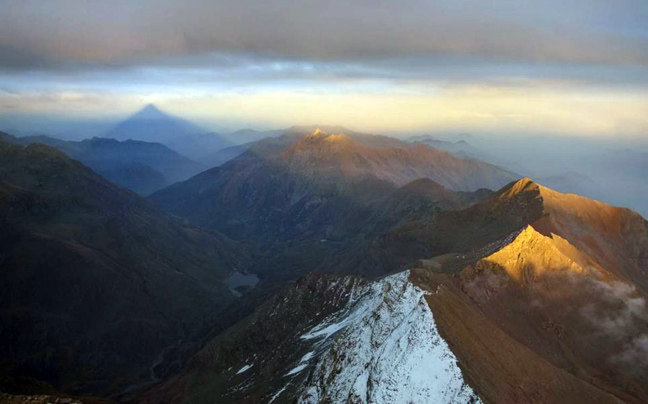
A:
[[299, 351, 314, 363], [236, 364, 253, 375], [285, 363, 308, 376], [267, 383, 290, 404], [297, 271, 480, 404]]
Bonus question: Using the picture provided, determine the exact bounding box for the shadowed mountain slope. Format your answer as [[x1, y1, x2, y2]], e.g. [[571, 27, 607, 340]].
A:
[[3, 132, 205, 195], [0, 139, 249, 397]]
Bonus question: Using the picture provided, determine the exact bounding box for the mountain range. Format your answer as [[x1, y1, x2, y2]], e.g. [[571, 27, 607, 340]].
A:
[[150, 128, 518, 280], [0, 132, 204, 195], [2, 119, 648, 404], [152, 128, 517, 235], [221, 128, 284, 146], [406, 134, 485, 159], [142, 178, 648, 404]]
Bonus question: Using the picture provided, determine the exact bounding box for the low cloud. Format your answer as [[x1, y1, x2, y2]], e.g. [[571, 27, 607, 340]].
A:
[[581, 280, 648, 366]]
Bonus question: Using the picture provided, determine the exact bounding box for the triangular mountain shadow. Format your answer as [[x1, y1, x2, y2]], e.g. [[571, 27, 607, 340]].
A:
[[105, 104, 232, 162]]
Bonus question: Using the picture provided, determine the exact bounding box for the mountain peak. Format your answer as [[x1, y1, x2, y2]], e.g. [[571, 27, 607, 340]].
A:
[[497, 177, 542, 200], [309, 128, 328, 138], [287, 125, 354, 135], [297, 130, 355, 150], [513, 176, 539, 190], [466, 224, 592, 285], [394, 178, 453, 200], [142, 103, 159, 111], [501, 177, 616, 217], [133, 103, 166, 120]]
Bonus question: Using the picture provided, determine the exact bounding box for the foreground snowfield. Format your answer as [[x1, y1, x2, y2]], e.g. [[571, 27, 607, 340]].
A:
[[288, 271, 479, 404]]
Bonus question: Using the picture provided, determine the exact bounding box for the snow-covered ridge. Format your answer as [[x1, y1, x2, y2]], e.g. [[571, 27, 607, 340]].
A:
[[292, 271, 480, 404]]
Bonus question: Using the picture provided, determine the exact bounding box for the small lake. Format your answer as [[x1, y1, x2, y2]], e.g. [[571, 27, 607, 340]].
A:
[[226, 271, 260, 297]]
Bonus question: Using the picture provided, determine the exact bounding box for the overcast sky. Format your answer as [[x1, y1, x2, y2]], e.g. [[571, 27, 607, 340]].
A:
[[1, 0, 648, 136]]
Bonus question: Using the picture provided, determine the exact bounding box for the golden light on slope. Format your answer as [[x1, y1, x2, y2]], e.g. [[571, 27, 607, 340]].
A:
[[475, 225, 596, 283]]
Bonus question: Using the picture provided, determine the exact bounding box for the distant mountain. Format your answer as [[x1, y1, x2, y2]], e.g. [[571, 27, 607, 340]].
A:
[[196, 128, 286, 167], [277, 129, 516, 189], [151, 129, 517, 280], [0, 138, 249, 397], [105, 104, 231, 162], [4, 133, 205, 195], [144, 179, 648, 404], [287, 125, 405, 146], [195, 125, 411, 168], [536, 172, 596, 195], [151, 129, 517, 231], [406, 134, 501, 163], [197, 142, 252, 168], [221, 128, 284, 145]]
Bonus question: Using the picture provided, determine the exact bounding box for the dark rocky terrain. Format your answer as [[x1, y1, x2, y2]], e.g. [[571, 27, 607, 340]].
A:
[[139, 273, 367, 404], [0, 391, 113, 404], [0, 138, 249, 398], [410, 178, 648, 404]]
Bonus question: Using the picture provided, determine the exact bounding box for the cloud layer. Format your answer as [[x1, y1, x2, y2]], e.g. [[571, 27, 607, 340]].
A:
[[1, 0, 648, 136], [2, 0, 648, 69]]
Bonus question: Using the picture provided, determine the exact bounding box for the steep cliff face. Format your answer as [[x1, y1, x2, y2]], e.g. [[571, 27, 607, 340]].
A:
[[297, 272, 479, 404]]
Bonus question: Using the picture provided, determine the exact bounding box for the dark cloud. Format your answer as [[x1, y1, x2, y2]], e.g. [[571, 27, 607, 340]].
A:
[[2, 0, 648, 71]]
